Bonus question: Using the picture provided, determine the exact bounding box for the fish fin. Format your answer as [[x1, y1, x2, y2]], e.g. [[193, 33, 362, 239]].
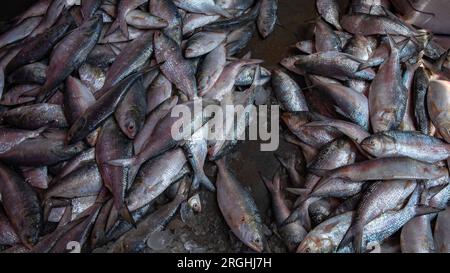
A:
[[107, 157, 136, 168], [435, 48, 450, 70], [281, 209, 300, 226], [260, 170, 283, 194], [350, 137, 374, 159], [293, 192, 311, 207], [337, 224, 358, 251], [105, 19, 121, 37], [274, 153, 294, 170], [414, 205, 444, 217], [212, 5, 232, 18], [119, 205, 136, 228], [357, 61, 374, 71], [286, 187, 309, 196], [193, 173, 216, 192], [308, 168, 329, 178]]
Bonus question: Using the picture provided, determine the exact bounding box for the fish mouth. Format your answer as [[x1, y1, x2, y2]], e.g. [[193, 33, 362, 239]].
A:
[[246, 241, 264, 253]]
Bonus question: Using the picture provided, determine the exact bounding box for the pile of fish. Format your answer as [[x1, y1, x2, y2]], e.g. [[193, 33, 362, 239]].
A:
[[0, 0, 279, 253], [270, 0, 450, 253]]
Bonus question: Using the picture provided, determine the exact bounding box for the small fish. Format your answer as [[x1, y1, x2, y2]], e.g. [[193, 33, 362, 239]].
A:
[[257, 0, 278, 38], [36, 16, 103, 102], [316, 0, 342, 31]]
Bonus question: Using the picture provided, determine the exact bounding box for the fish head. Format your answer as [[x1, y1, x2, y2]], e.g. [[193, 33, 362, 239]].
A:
[[20, 220, 40, 249], [239, 222, 265, 253], [66, 117, 88, 144], [361, 134, 395, 156], [296, 235, 333, 253]]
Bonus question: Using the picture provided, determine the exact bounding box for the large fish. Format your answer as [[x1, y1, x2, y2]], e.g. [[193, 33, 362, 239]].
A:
[[67, 72, 143, 144], [369, 35, 407, 133], [96, 118, 134, 224], [216, 159, 265, 252], [36, 16, 103, 102], [0, 163, 42, 248]]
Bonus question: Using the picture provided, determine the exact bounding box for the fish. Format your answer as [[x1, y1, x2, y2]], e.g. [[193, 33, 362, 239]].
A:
[[107, 179, 189, 253], [274, 153, 305, 188], [216, 159, 265, 252], [81, 0, 102, 21], [134, 96, 178, 154], [341, 13, 419, 36], [201, 59, 262, 100], [182, 13, 220, 35], [0, 17, 42, 49], [0, 127, 46, 154], [125, 148, 187, 212], [154, 31, 197, 100], [261, 169, 307, 252], [294, 52, 376, 81], [0, 204, 20, 246], [361, 131, 450, 163], [5, 14, 75, 74], [96, 118, 134, 224], [284, 138, 357, 230], [94, 31, 153, 99], [0, 163, 42, 248], [434, 208, 450, 253], [311, 157, 448, 185], [64, 76, 96, 125], [45, 162, 102, 200], [7, 62, 48, 85], [257, 0, 278, 38], [316, 0, 341, 30], [106, 0, 147, 38], [314, 19, 342, 52], [0, 136, 86, 167], [183, 130, 215, 192], [36, 16, 103, 103], [414, 66, 432, 135], [197, 43, 226, 94], [1, 103, 68, 130], [271, 69, 309, 112], [309, 75, 369, 130], [185, 31, 227, 58], [173, 0, 231, 18], [67, 72, 143, 144], [427, 77, 450, 143], [115, 78, 147, 139], [339, 180, 417, 252], [150, 0, 182, 45]]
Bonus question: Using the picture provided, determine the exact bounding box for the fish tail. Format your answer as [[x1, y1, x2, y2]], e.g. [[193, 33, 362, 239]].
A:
[[119, 204, 136, 228], [193, 173, 216, 192], [212, 5, 232, 18], [274, 153, 294, 170], [260, 172, 277, 194], [414, 205, 444, 217], [118, 17, 129, 39], [105, 19, 121, 37], [292, 191, 311, 207], [282, 203, 311, 231], [338, 224, 358, 251], [353, 229, 364, 253], [281, 209, 300, 227]]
